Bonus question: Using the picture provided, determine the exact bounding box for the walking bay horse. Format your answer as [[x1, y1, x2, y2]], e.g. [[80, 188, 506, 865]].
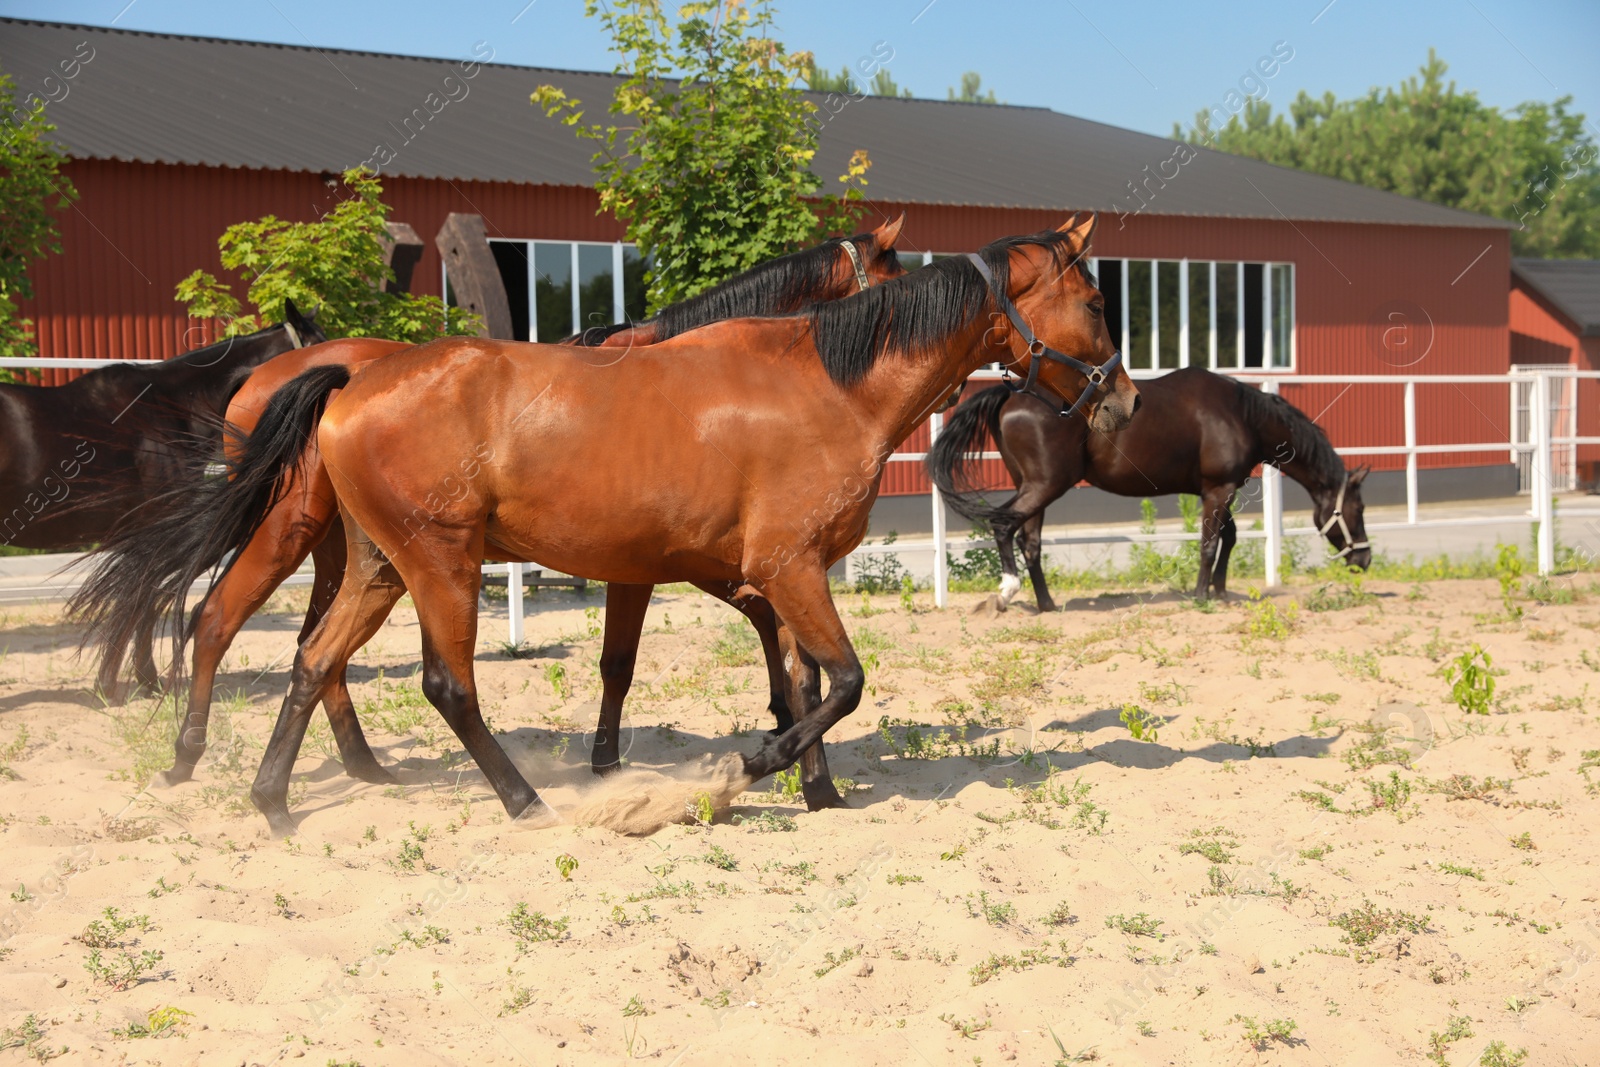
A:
[[2, 304, 323, 695], [926, 366, 1371, 611], [71, 221, 907, 788], [203, 216, 1138, 835]]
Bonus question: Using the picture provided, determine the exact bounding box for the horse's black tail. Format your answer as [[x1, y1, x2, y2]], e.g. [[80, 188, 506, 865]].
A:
[[69, 364, 352, 692], [925, 384, 1019, 523]]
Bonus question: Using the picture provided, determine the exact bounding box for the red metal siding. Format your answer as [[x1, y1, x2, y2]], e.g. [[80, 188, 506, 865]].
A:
[[20, 163, 1513, 491]]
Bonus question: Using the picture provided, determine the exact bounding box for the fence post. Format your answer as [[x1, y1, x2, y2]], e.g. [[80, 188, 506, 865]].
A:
[[1533, 372, 1556, 576], [929, 410, 949, 608], [1404, 379, 1418, 525], [506, 562, 524, 646], [1261, 381, 1284, 587]]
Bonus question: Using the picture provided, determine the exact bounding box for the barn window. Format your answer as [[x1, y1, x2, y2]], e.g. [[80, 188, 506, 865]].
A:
[[475, 240, 650, 341], [1092, 258, 1294, 373]]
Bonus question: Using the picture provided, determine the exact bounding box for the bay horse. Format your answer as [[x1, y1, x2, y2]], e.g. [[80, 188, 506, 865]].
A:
[[2, 303, 323, 695], [174, 216, 1136, 835], [71, 220, 908, 788], [926, 366, 1371, 612]]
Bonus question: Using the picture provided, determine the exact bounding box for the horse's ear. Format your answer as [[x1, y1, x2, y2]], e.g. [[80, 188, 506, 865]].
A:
[[283, 298, 311, 326], [872, 212, 905, 249], [1058, 212, 1098, 250], [1348, 465, 1370, 486]]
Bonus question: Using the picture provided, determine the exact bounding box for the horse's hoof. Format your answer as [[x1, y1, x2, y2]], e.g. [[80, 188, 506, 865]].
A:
[[153, 764, 195, 789], [263, 810, 298, 839], [344, 761, 398, 786], [512, 798, 561, 829], [801, 778, 848, 811]]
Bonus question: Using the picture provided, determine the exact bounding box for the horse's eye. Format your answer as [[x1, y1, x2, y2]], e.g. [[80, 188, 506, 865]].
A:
[[1089, 302, 1105, 318]]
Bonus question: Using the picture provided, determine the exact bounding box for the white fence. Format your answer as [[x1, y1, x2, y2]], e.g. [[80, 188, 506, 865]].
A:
[[7, 358, 1598, 639]]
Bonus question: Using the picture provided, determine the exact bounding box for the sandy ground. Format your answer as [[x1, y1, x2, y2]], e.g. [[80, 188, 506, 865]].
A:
[[0, 574, 1597, 1066]]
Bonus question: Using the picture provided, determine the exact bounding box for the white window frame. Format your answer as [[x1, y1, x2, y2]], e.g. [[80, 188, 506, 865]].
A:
[[1101, 257, 1295, 374], [444, 238, 640, 342]]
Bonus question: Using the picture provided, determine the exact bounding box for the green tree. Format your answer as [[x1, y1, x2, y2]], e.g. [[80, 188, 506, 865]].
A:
[[0, 71, 79, 374], [1177, 51, 1600, 258], [948, 72, 998, 105], [175, 168, 478, 340], [805, 61, 911, 98], [532, 0, 871, 311]]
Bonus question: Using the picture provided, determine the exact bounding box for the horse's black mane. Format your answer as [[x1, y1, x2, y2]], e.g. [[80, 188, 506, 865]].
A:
[[160, 320, 300, 370], [806, 228, 1091, 386], [595, 232, 885, 345], [1235, 382, 1346, 489]]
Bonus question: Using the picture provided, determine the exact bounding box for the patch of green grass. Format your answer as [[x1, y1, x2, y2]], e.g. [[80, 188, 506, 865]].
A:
[[1105, 912, 1164, 939], [1477, 1040, 1528, 1066], [1177, 826, 1238, 864], [812, 947, 859, 978], [1233, 1015, 1299, 1051], [1330, 899, 1426, 960], [503, 903, 569, 948], [967, 946, 1064, 985], [732, 811, 797, 833], [111, 1006, 192, 1040]]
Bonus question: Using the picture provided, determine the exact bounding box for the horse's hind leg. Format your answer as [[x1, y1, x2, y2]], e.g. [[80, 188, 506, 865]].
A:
[[593, 582, 652, 776], [1195, 485, 1240, 598], [1017, 510, 1056, 613], [129, 621, 161, 698], [400, 537, 549, 824], [711, 582, 792, 734], [250, 530, 405, 836], [160, 492, 338, 787], [304, 519, 394, 785], [776, 622, 842, 809], [992, 514, 1023, 608]]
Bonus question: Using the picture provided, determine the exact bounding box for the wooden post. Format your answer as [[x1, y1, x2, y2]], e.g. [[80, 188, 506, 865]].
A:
[[434, 213, 514, 339], [381, 222, 425, 294]]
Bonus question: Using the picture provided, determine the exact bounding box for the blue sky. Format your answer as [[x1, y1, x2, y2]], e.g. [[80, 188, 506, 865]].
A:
[[3, 0, 1597, 140]]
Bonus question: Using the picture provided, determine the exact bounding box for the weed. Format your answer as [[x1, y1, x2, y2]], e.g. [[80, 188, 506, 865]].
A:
[[1298, 843, 1333, 860], [709, 621, 760, 667], [273, 892, 293, 918], [1425, 1015, 1473, 1066], [1177, 827, 1238, 864], [1423, 774, 1512, 802], [0, 1014, 62, 1061], [111, 1006, 192, 1040], [1305, 566, 1376, 612], [1244, 588, 1298, 641], [769, 765, 803, 801], [703, 844, 738, 871], [1042, 901, 1076, 927], [84, 947, 164, 990], [1495, 544, 1524, 619], [1330, 899, 1426, 960], [1118, 704, 1168, 743], [1477, 1040, 1528, 1066], [555, 853, 578, 881], [503, 903, 569, 948], [1105, 912, 1164, 939], [886, 873, 923, 885], [813, 947, 859, 978], [1446, 644, 1496, 715], [1363, 771, 1416, 819], [938, 1013, 992, 1039], [732, 811, 797, 833], [499, 985, 534, 1017], [968, 947, 1065, 985], [1509, 831, 1536, 850], [1233, 1015, 1299, 1051], [964, 890, 1016, 926], [77, 907, 153, 949]]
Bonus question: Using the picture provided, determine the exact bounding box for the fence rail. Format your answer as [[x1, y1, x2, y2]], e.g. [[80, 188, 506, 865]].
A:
[[5, 357, 1595, 638]]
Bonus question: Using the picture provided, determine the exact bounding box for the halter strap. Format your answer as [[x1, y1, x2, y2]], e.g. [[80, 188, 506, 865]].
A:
[[964, 253, 1121, 419], [841, 239, 871, 292], [1319, 478, 1370, 559], [283, 321, 304, 349]]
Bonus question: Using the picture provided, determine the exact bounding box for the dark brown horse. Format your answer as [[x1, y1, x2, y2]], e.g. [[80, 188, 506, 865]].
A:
[[2, 304, 323, 694], [165, 216, 1136, 835], [71, 220, 907, 788], [927, 366, 1371, 611]]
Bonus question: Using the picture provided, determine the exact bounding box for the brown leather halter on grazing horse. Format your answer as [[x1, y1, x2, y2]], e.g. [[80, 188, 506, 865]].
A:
[[209, 215, 1135, 835], [71, 219, 907, 790]]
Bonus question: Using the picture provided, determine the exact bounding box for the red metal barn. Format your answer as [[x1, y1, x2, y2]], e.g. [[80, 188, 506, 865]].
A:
[[3, 19, 1520, 529], [1511, 260, 1600, 488]]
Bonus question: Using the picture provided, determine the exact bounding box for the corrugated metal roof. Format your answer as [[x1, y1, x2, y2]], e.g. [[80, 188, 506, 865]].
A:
[[2, 17, 1509, 229], [1512, 259, 1600, 335]]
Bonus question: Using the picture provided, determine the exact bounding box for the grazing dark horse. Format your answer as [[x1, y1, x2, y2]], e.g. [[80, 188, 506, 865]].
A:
[[927, 366, 1371, 612], [2, 303, 323, 694], [135, 216, 1136, 835], [71, 220, 909, 789]]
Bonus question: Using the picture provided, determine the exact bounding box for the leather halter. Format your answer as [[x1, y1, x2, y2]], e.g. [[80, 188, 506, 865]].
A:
[[965, 252, 1122, 419], [1320, 478, 1369, 559], [841, 239, 871, 292], [283, 321, 305, 349]]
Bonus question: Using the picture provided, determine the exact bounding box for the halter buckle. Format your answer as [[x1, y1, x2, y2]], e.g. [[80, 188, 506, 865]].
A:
[[1026, 338, 1046, 358], [1085, 366, 1106, 388]]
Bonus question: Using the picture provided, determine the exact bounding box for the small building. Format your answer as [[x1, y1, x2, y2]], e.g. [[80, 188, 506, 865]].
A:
[[1510, 259, 1600, 490], [3, 18, 1525, 525]]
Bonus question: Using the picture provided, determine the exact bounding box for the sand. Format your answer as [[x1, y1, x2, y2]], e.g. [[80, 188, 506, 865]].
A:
[[0, 574, 1596, 1064]]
